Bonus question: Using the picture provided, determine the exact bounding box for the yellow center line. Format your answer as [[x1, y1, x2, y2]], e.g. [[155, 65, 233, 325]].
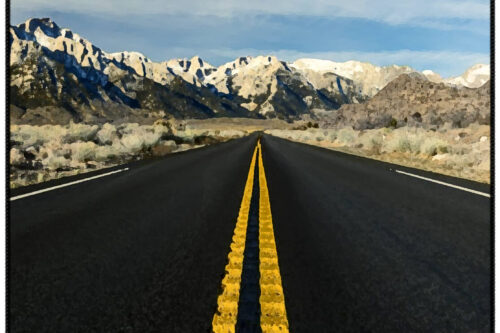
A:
[[212, 140, 289, 332], [212, 144, 258, 333], [257, 140, 289, 332]]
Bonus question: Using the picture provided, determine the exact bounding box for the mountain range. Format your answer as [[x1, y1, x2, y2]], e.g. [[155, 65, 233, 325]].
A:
[[9, 18, 491, 125]]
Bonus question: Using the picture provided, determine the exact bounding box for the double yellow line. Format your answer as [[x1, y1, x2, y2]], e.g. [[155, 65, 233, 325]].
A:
[[212, 140, 289, 333]]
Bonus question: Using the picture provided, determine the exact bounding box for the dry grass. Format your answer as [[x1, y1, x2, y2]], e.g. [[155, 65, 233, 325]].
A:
[[266, 125, 490, 183], [10, 120, 249, 188]]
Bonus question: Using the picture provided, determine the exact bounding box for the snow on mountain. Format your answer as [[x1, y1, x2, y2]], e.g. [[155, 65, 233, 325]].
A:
[[291, 59, 415, 97], [164, 56, 217, 86], [443, 64, 490, 88], [105, 53, 217, 87], [203, 55, 364, 116], [9, 18, 253, 123], [11, 18, 106, 73], [10, 18, 216, 88], [422, 70, 443, 83], [9, 17, 490, 123], [107, 51, 178, 86], [204, 56, 285, 113]]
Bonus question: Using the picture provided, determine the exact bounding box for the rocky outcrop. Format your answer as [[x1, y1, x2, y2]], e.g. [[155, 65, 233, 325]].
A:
[[320, 73, 490, 129]]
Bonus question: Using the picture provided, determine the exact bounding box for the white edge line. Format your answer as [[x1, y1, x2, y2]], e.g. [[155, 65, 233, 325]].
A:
[[395, 169, 490, 198], [10, 167, 130, 201]]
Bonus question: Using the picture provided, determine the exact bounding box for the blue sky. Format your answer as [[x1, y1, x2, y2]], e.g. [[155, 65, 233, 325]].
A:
[[11, 0, 490, 77]]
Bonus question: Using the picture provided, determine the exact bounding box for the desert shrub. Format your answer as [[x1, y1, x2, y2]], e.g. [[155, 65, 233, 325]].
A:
[[382, 128, 424, 153], [94, 145, 118, 162], [152, 140, 177, 157], [9, 122, 253, 188], [449, 144, 472, 155], [10, 148, 25, 166], [117, 124, 162, 154], [420, 137, 449, 156], [264, 125, 490, 183], [142, 131, 162, 147], [97, 123, 118, 145], [387, 118, 398, 128], [120, 134, 146, 153], [153, 121, 174, 138], [67, 141, 97, 162], [215, 129, 247, 138], [63, 122, 99, 143], [175, 127, 202, 140], [119, 123, 140, 134], [326, 130, 338, 141], [294, 125, 307, 130], [397, 137, 412, 152], [42, 155, 70, 171], [358, 130, 383, 152], [11, 124, 67, 148], [336, 127, 356, 145]]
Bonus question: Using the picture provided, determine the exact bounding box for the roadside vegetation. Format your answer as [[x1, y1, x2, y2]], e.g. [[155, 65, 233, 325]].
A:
[[10, 120, 247, 188], [9, 115, 491, 187], [266, 124, 490, 183]]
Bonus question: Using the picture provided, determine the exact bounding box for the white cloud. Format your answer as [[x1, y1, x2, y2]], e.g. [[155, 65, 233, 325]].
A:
[[13, 0, 489, 25]]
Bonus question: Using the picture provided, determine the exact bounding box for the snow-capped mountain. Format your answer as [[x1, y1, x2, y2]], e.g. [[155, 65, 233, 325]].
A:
[[10, 18, 109, 86], [201, 55, 365, 116], [9, 18, 253, 124], [9, 18, 490, 125], [421, 70, 443, 83], [10, 18, 215, 87], [165, 56, 217, 85], [423, 65, 490, 88], [444, 64, 490, 88], [291, 59, 415, 97], [9, 18, 366, 122]]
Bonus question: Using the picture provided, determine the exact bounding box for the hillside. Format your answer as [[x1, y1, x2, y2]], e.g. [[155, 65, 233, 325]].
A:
[[320, 73, 490, 129]]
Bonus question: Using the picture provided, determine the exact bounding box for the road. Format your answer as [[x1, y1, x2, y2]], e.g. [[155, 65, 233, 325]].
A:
[[9, 133, 491, 332]]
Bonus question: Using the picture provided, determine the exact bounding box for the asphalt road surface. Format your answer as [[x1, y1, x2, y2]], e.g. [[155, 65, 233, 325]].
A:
[[9, 133, 491, 332]]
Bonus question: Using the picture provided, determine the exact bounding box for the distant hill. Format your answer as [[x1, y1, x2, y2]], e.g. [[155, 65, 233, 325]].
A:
[[320, 73, 490, 129]]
